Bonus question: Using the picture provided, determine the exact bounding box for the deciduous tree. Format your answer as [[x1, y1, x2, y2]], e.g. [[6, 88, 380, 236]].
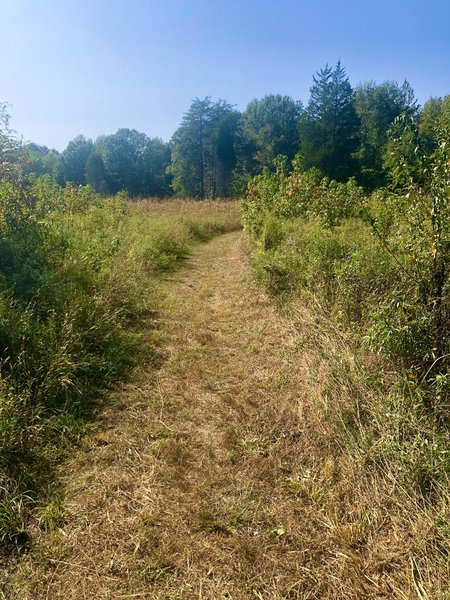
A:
[[355, 80, 418, 188], [171, 98, 239, 198], [240, 94, 302, 171], [56, 135, 93, 186]]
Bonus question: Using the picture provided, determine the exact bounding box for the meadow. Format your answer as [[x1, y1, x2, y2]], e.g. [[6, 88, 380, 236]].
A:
[[1, 147, 449, 596]]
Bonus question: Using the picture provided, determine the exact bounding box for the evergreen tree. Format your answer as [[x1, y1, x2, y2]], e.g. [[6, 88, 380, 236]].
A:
[[299, 61, 359, 181], [210, 101, 240, 197], [171, 98, 212, 198]]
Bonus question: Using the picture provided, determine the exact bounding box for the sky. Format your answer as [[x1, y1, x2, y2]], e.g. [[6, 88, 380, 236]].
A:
[[1, 0, 449, 150]]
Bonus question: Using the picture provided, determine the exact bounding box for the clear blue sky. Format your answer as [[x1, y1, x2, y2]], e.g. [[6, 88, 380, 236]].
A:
[[1, 0, 449, 150]]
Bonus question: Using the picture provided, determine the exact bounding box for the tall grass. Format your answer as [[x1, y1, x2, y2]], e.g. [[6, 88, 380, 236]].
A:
[[242, 148, 450, 593], [0, 177, 241, 549]]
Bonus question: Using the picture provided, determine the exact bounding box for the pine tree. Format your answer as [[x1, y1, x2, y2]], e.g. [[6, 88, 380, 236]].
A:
[[299, 61, 359, 181]]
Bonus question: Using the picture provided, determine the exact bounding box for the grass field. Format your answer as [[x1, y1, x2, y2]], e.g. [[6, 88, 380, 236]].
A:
[[4, 229, 449, 599]]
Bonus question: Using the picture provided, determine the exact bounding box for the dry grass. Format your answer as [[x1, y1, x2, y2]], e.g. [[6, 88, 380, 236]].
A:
[[3, 231, 448, 599], [128, 197, 241, 218]]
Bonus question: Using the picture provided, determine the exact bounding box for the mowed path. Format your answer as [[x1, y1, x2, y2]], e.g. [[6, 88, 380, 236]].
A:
[[12, 232, 376, 599]]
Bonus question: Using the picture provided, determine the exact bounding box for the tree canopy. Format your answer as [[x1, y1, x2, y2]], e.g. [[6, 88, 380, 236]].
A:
[[354, 80, 418, 188], [2, 62, 448, 197], [240, 94, 302, 171]]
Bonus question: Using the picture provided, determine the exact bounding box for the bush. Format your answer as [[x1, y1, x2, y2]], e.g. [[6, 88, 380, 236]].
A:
[[242, 149, 450, 505]]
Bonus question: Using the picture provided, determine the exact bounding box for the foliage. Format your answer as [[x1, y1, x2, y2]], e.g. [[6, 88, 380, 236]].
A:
[[242, 154, 364, 233], [242, 128, 450, 506], [85, 150, 107, 193], [3, 68, 448, 199], [354, 80, 418, 188], [236, 94, 302, 179], [244, 126, 450, 376], [96, 129, 172, 197], [0, 103, 26, 181], [170, 97, 239, 199], [19, 130, 172, 198], [56, 135, 94, 186], [299, 61, 360, 181], [22, 143, 59, 179]]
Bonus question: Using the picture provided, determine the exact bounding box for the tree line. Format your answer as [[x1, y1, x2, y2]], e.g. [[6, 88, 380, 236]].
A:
[[6, 61, 450, 197]]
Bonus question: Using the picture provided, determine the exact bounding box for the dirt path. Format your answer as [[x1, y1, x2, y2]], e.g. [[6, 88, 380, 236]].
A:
[[9, 232, 378, 599]]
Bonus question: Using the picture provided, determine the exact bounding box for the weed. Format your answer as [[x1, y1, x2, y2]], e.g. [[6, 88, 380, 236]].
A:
[[141, 560, 177, 584], [38, 495, 66, 533], [242, 152, 450, 594], [0, 484, 30, 550]]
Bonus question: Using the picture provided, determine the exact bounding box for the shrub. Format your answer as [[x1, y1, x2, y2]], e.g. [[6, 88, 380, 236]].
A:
[[242, 148, 450, 508]]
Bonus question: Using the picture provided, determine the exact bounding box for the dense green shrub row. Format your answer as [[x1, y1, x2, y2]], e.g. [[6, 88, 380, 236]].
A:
[[242, 142, 450, 500], [0, 178, 240, 547], [243, 145, 450, 376]]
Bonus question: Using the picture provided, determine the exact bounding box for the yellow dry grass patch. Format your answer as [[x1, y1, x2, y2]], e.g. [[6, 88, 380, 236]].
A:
[[3, 232, 447, 599]]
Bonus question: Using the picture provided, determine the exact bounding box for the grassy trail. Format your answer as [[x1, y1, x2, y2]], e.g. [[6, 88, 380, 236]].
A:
[[6, 231, 419, 599]]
